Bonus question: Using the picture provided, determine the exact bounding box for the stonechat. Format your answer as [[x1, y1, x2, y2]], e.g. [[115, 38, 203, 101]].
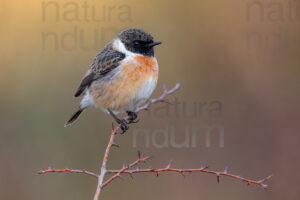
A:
[[65, 28, 162, 133]]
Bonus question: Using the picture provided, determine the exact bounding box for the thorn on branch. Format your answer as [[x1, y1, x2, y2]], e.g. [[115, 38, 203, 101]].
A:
[[137, 151, 141, 159], [224, 167, 228, 173], [162, 82, 167, 91], [180, 170, 186, 178], [111, 143, 120, 148], [160, 99, 173, 105], [129, 172, 134, 179], [118, 175, 124, 181], [146, 155, 153, 160], [166, 160, 173, 169], [217, 174, 220, 183], [122, 162, 127, 169]]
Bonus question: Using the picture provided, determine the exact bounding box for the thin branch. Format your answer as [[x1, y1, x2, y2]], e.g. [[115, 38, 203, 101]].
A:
[[106, 160, 273, 189], [38, 168, 98, 178], [93, 124, 119, 200], [101, 152, 152, 188], [135, 83, 180, 112]]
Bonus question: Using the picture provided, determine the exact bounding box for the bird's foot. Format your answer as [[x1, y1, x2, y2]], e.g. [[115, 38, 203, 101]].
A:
[[126, 111, 139, 124], [116, 118, 129, 134], [108, 109, 129, 134]]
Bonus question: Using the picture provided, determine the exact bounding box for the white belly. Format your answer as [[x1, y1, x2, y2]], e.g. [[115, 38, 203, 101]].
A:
[[133, 76, 157, 108]]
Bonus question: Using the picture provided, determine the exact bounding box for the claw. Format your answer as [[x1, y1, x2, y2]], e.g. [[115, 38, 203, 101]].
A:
[[117, 119, 129, 134], [108, 109, 129, 134], [126, 111, 138, 124]]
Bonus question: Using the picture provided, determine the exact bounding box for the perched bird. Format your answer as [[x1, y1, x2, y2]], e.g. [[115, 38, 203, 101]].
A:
[[65, 28, 161, 132]]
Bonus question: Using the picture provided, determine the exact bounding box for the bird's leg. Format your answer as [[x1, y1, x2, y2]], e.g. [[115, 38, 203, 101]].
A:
[[126, 110, 139, 124], [108, 109, 129, 134]]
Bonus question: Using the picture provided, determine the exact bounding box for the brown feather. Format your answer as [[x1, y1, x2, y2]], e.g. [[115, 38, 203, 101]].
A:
[[74, 43, 125, 97]]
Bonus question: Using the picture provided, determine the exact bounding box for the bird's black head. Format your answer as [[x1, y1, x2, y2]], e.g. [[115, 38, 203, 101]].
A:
[[118, 28, 162, 57]]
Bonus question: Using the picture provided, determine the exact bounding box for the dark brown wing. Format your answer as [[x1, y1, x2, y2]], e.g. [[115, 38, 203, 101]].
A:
[[74, 44, 125, 97]]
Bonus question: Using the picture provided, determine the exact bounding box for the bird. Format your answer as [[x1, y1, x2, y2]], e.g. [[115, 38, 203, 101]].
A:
[[64, 28, 162, 133]]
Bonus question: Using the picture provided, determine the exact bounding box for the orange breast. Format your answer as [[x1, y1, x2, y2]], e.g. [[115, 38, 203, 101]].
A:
[[121, 56, 158, 81], [91, 55, 158, 111], [134, 56, 157, 72]]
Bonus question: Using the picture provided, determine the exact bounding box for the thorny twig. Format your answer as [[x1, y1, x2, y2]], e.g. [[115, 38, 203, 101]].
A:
[[106, 156, 273, 189], [38, 83, 272, 200]]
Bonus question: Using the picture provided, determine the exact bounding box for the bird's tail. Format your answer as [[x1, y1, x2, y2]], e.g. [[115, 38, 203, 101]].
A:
[[64, 108, 85, 127]]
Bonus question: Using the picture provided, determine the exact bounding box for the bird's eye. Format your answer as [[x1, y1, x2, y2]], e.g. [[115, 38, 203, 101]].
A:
[[134, 41, 140, 46]]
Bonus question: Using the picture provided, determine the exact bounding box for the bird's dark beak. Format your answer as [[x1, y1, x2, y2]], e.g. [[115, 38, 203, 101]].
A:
[[148, 41, 162, 47]]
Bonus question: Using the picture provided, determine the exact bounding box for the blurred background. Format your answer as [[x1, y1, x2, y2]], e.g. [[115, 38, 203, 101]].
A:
[[1, 0, 299, 199]]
